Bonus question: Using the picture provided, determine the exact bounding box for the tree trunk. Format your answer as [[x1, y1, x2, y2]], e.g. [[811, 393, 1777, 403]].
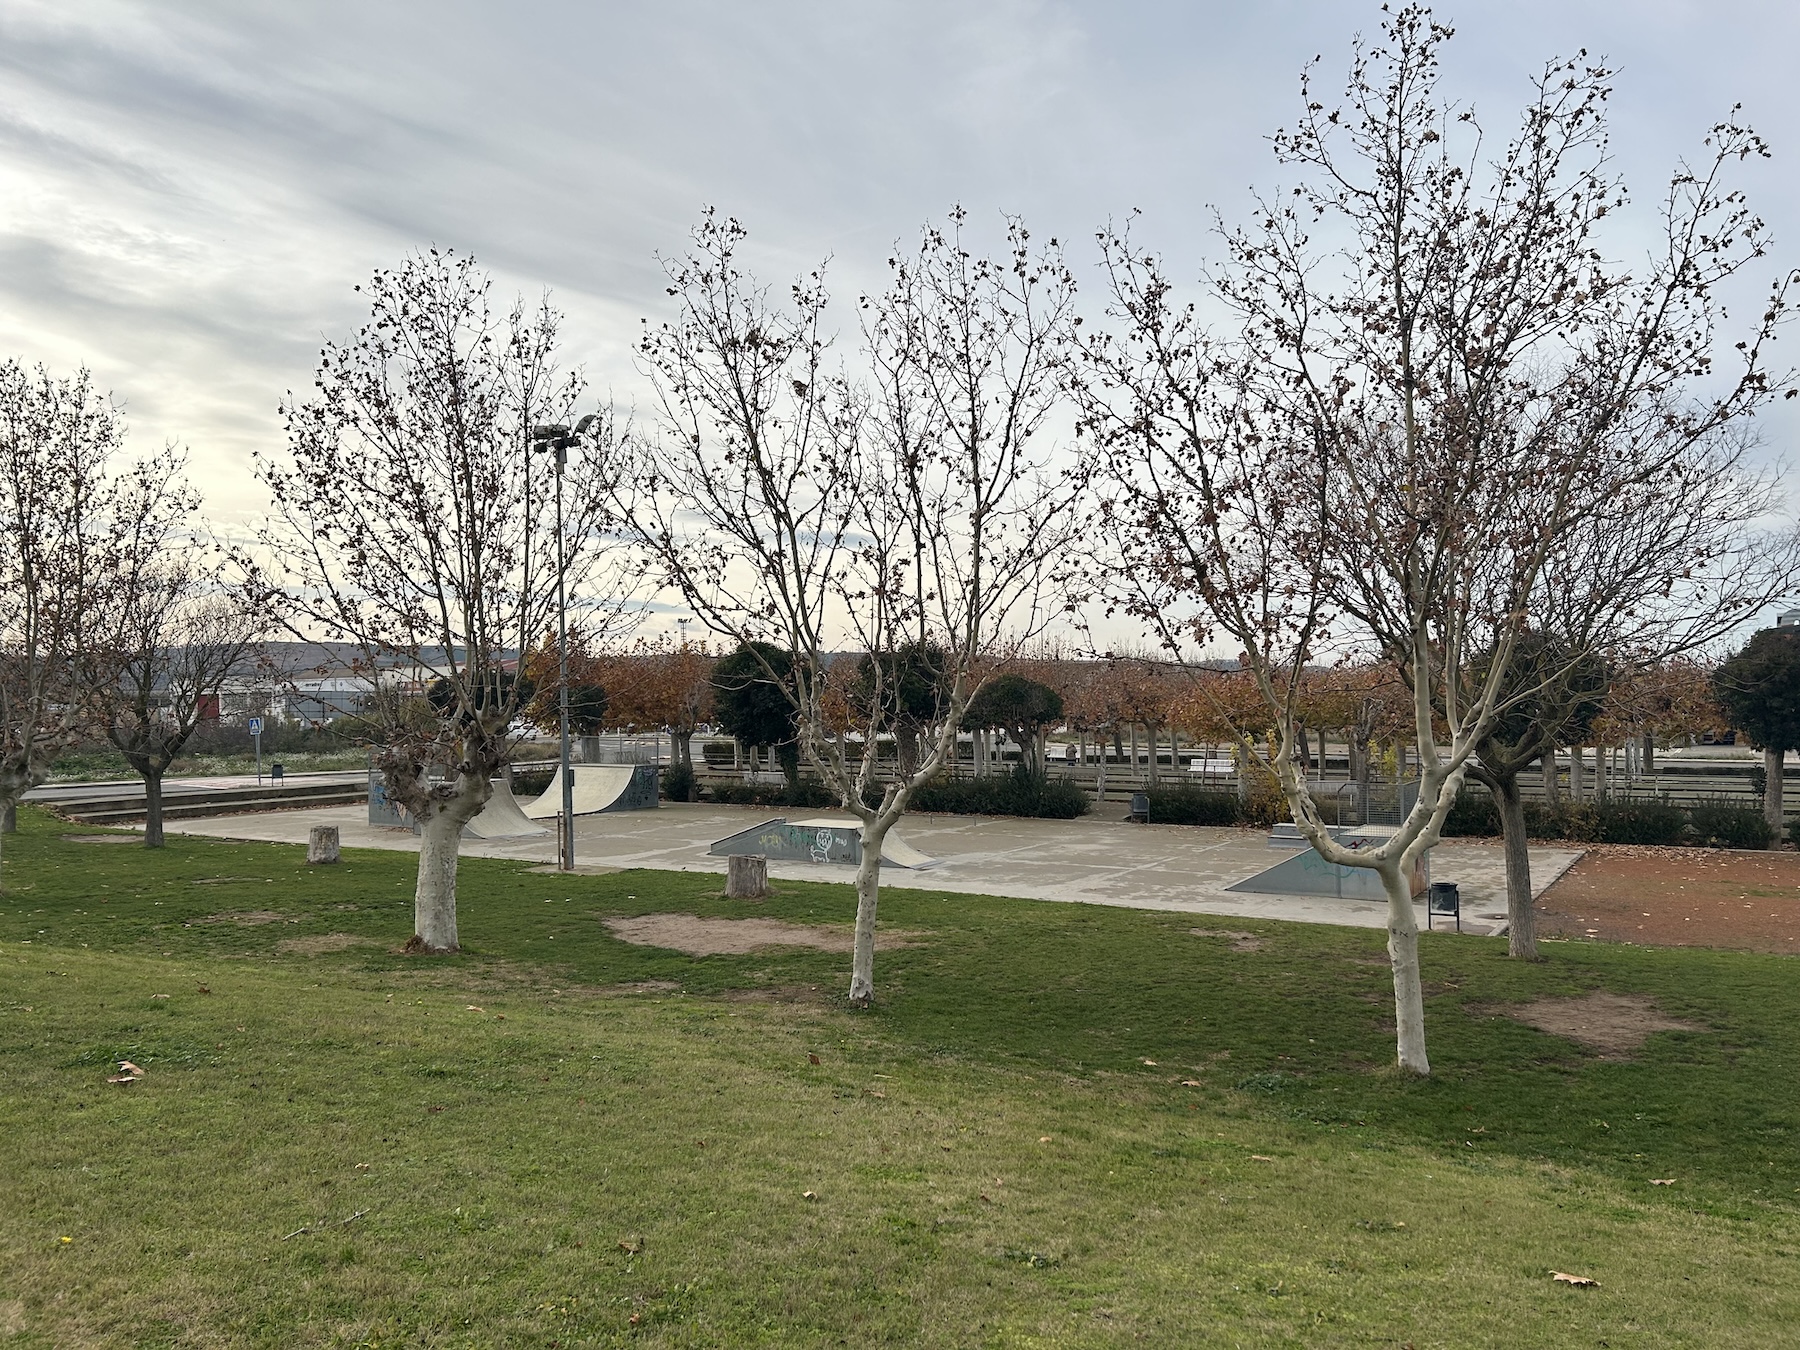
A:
[[1642, 732, 1655, 773], [848, 817, 892, 1006], [1146, 725, 1159, 787], [1495, 774, 1538, 960], [1594, 743, 1609, 802], [143, 767, 165, 849], [1, 800, 14, 834], [1129, 723, 1139, 783], [1542, 753, 1561, 805], [414, 808, 464, 952], [1765, 746, 1785, 846], [1569, 746, 1585, 801], [1381, 860, 1430, 1075], [675, 730, 694, 769], [726, 853, 768, 899]]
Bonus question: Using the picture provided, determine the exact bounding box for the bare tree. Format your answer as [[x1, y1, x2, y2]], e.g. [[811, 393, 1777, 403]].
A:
[[101, 475, 265, 847], [250, 251, 633, 952], [1470, 450, 1799, 958], [1079, 9, 1796, 1072], [630, 209, 1081, 1005], [0, 362, 186, 876]]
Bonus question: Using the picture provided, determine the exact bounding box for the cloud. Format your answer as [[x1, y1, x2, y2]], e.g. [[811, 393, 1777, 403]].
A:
[[0, 0, 1795, 542]]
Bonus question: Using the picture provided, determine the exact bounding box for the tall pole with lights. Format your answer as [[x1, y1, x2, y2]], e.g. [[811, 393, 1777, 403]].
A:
[[530, 416, 595, 871]]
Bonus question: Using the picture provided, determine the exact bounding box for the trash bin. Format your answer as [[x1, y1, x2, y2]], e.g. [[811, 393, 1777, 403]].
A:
[[271, 763, 285, 784], [1128, 792, 1150, 823], [1427, 881, 1460, 931]]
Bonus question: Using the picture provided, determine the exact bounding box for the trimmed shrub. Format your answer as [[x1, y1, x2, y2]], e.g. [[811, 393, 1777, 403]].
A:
[[704, 777, 838, 809], [1439, 790, 1501, 837], [700, 741, 736, 768], [1143, 785, 1242, 826], [661, 761, 696, 803], [510, 766, 555, 800], [1689, 801, 1773, 850], [1591, 800, 1687, 845], [910, 767, 1089, 820]]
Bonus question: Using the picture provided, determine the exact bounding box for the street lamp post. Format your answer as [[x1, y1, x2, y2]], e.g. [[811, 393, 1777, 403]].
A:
[[531, 416, 597, 871]]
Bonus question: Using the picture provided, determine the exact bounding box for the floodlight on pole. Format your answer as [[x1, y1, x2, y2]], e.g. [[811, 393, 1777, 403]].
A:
[[529, 422, 577, 870]]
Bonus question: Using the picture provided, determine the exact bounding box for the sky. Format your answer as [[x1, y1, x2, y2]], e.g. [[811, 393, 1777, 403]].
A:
[[3, 0, 1800, 546]]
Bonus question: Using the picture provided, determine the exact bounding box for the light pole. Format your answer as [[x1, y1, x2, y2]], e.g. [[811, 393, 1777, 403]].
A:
[[530, 416, 597, 870]]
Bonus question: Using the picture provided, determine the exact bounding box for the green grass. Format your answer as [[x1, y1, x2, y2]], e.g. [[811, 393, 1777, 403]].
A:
[[1, 805, 1797, 1347]]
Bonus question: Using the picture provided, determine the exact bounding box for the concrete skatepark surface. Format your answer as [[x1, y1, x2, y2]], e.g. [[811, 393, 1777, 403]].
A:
[[152, 801, 1581, 935]]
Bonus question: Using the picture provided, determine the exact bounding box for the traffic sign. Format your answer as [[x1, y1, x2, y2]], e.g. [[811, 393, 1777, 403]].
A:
[[247, 717, 264, 735]]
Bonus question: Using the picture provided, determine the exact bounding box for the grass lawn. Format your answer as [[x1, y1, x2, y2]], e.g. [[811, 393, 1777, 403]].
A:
[[1, 806, 1797, 1347]]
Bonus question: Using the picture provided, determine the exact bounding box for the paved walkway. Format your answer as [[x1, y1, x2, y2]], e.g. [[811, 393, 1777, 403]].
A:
[[154, 801, 1581, 937]]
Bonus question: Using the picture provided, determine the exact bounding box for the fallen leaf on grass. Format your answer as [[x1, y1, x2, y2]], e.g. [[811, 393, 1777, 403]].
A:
[[802, 1190, 818, 1202], [1552, 1271, 1599, 1288], [1180, 1079, 1203, 1087], [1250, 1155, 1275, 1162], [1650, 1178, 1676, 1186], [628, 1313, 641, 1326], [466, 1005, 485, 1013], [807, 1053, 820, 1065], [617, 1235, 643, 1254], [354, 1163, 370, 1171], [196, 985, 211, 995], [1141, 1058, 1158, 1066], [865, 1089, 886, 1099], [1038, 1136, 1052, 1143]]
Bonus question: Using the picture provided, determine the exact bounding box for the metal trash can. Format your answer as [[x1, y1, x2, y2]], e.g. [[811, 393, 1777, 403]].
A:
[[271, 762, 285, 784], [1128, 792, 1150, 823], [1427, 881, 1460, 932]]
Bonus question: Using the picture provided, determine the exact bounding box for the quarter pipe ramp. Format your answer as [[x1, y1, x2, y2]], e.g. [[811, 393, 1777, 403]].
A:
[[523, 763, 660, 819]]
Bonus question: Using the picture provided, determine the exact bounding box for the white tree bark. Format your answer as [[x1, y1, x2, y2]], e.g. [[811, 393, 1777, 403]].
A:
[[847, 816, 894, 1006], [410, 775, 491, 953], [1381, 858, 1430, 1074]]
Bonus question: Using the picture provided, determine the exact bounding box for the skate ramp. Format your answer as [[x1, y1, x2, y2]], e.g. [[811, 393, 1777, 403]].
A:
[[708, 816, 937, 869], [1226, 828, 1428, 900], [523, 763, 660, 819], [464, 779, 549, 839]]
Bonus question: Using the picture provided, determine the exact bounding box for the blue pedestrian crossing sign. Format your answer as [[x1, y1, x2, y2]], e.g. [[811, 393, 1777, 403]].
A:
[[247, 717, 264, 735]]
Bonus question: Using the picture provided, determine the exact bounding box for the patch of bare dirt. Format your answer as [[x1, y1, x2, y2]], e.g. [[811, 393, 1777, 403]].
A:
[[1538, 848, 1800, 953], [193, 910, 289, 926], [274, 932, 377, 956], [1469, 991, 1705, 1057], [1189, 928, 1265, 952], [61, 834, 139, 844], [602, 914, 926, 957]]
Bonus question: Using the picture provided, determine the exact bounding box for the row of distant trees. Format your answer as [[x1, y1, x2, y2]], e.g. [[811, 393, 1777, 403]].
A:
[[7, 9, 1800, 1074]]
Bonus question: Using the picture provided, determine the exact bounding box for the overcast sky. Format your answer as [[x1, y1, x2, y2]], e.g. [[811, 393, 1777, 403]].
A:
[[3, 0, 1799, 535]]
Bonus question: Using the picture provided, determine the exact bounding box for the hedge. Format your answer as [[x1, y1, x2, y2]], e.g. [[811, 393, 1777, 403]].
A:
[[910, 768, 1090, 820], [1436, 789, 1769, 848]]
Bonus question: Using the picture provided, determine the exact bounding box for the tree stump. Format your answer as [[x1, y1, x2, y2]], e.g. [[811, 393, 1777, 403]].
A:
[[725, 853, 768, 899], [307, 824, 341, 865]]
